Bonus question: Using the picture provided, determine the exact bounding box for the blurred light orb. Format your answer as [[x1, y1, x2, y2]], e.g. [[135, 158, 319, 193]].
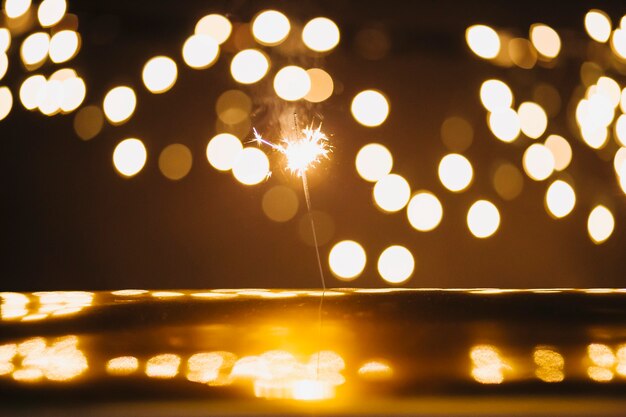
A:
[[328, 240, 366, 281], [585, 10, 611, 43], [304, 68, 334, 103], [530, 24, 561, 58], [103, 86, 136, 125], [182, 34, 219, 69], [438, 153, 473, 192], [48, 30, 79, 63], [465, 25, 500, 59], [615, 114, 626, 147], [232, 147, 269, 185], [467, 200, 500, 238], [351, 89, 389, 127], [0, 28, 10, 52], [611, 28, 626, 58], [59, 76, 86, 113], [373, 173, 411, 212], [518, 102, 547, 139], [544, 134, 572, 171], [545, 180, 576, 219], [262, 185, 299, 222], [493, 163, 524, 201], [580, 125, 608, 149], [38, 0, 66, 28], [355, 143, 393, 182], [378, 245, 415, 284], [142, 56, 177, 94], [273, 66, 311, 101], [21, 32, 50, 66], [206, 133, 243, 171], [0, 86, 12, 121], [406, 192, 443, 232], [4, 0, 31, 19], [195, 14, 232, 44], [596, 76, 621, 108], [523, 143, 554, 181], [488, 108, 520, 142], [19, 74, 46, 110], [615, 147, 626, 174], [113, 138, 147, 178], [73, 105, 103, 141], [302, 17, 340, 52], [587, 205, 615, 244], [158, 144, 193, 181], [230, 49, 269, 84], [252, 10, 290, 46], [480, 79, 513, 112], [216, 89, 251, 125], [441, 116, 473, 152], [0, 53, 7, 81]]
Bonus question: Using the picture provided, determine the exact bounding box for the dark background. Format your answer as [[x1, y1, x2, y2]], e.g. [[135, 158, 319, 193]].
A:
[[2, 1, 625, 291]]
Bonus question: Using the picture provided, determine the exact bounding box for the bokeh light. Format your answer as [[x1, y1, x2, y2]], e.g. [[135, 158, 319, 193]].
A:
[[406, 191, 443, 232], [158, 144, 193, 180], [106, 356, 139, 376], [182, 34, 219, 69], [216, 89, 251, 125], [206, 133, 243, 171], [587, 205, 614, 244], [142, 56, 177, 94], [230, 49, 269, 84], [480, 79, 513, 112], [518, 102, 547, 139], [103, 86, 136, 125], [544, 134, 572, 171], [465, 25, 500, 59], [195, 14, 232, 44], [252, 10, 290, 46], [488, 108, 521, 142], [467, 200, 500, 238], [0, 28, 10, 53], [616, 114, 626, 147], [48, 30, 79, 63], [523, 143, 555, 181], [113, 138, 147, 178], [273, 66, 311, 101], [355, 143, 393, 182], [232, 147, 270, 185], [530, 24, 561, 59], [145, 354, 180, 379], [585, 10, 611, 43], [37, 0, 66, 28], [328, 240, 366, 280], [441, 116, 473, 151], [304, 68, 333, 103], [438, 153, 473, 192], [351, 89, 389, 127], [262, 185, 299, 222], [545, 180, 576, 219], [302, 17, 340, 52], [373, 173, 411, 212], [0, 86, 12, 121], [377, 245, 415, 284], [73, 105, 103, 141], [4, 0, 31, 19], [20, 32, 49, 66], [493, 163, 524, 200]]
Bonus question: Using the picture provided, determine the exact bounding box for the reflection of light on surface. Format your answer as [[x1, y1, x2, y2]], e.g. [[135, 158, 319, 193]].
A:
[[206, 133, 243, 171], [186, 353, 225, 383], [588, 344, 616, 367], [262, 185, 299, 222], [378, 245, 415, 284], [585, 10, 611, 43], [488, 108, 520, 142], [465, 25, 500, 59], [48, 30, 79, 63], [232, 147, 270, 186], [182, 34, 219, 69], [470, 345, 508, 384], [493, 163, 523, 201], [103, 86, 136, 125], [21, 32, 49, 66], [292, 380, 334, 401], [12, 336, 88, 382], [142, 56, 177, 94], [1, 292, 29, 320], [588, 366, 614, 382], [544, 134, 572, 171], [113, 138, 147, 178], [12, 368, 43, 382], [587, 205, 615, 244], [304, 68, 334, 103], [467, 200, 500, 238], [518, 102, 547, 139], [36, 291, 93, 317], [111, 289, 148, 296], [146, 354, 181, 379], [302, 17, 340, 52], [328, 240, 366, 280], [106, 356, 139, 375], [252, 10, 290, 46], [480, 79, 512, 112], [534, 347, 564, 383], [407, 191, 443, 232], [351, 89, 389, 127], [545, 180, 576, 219], [617, 345, 626, 377], [4, 0, 31, 19], [523, 143, 554, 181], [0, 86, 13, 121], [438, 153, 473, 192], [373, 173, 411, 212], [37, 0, 66, 28], [355, 143, 393, 182], [530, 24, 561, 58], [158, 144, 193, 181], [195, 14, 232, 44], [151, 291, 184, 298], [230, 49, 269, 84], [273, 66, 311, 101], [357, 360, 393, 380]]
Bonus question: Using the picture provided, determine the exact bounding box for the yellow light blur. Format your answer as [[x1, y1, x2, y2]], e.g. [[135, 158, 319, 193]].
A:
[[493, 163, 523, 201], [533, 347, 564, 383], [59, 76, 86, 113], [145, 354, 180, 379], [480, 79, 513, 112], [252, 10, 290, 46], [37, 0, 66, 28], [216, 89, 251, 125], [11, 336, 88, 382], [186, 352, 225, 384], [195, 14, 232, 44], [328, 240, 366, 280], [48, 30, 79, 63], [302, 17, 340, 52], [4, 0, 30, 19], [440, 116, 473, 151], [615, 114, 626, 147], [304, 68, 333, 103], [588, 344, 616, 367], [351, 89, 389, 127], [470, 345, 508, 384], [0, 86, 12, 121], [523, 143, 554, 181], [273, 65, 311, 101], [467, 200, 500, 238], [355, 143, 393, 182], [111, 289, 148, 296], [587, 205, 615, 244], [230, 49, 269, 84], [508, 37, 537, 69], [151, 291, 184, 298], [585, 10, 612, 43], [588, 366, 614, 382], [357, 360, 393, 380], [596, 76, 621, 108], [465, 25, 499, 59], [518, 102, 547, 139], [530, 24, 561, 58], [581, 125, 608, 149], [142, 56, 177, 94], [113, 138, 147, 178], [0, 53, 7, 81], [20, 32, 49, 66], [438, 153, 473, 192], [206, 133, 243, 172], [407, 191, 443, 232], [373, 173, 411, 212], [1, 292, 29, 319], [377, 245, 415, 284], [12, 368, 43, 382], [545, 180, 576, 219], [103, 86, 136, 124], [262, 185, 299, 222], [106, 356, 139, 375], [0, 28, 10, 52], [613, 30, 626, 59], [232, 147, 269, 186], [615, 147, 626, 174], [182, 34, 219, 69], [488, 108, 520, 142], [544, 134, 572, 171], [621, 88, 626, 113], [158, 143, 192, 181]]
